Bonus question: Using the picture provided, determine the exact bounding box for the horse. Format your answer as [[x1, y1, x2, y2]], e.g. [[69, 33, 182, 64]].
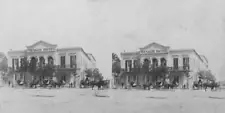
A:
[[192, 81, 203, 90], [80, 79, 89, 88], [152, 81, 163, 89], [50, 79, 65, 88], [90, 80, 108, 90], [29, 79, 39, 88], [203, 81, 220, 91], [143, 82, 152, 90], [39, 79, 51, 88]]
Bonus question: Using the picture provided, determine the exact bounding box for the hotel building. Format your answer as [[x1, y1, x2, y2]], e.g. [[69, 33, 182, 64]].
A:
[[7, 40, 96, 86], [119, 42, 208, 88]]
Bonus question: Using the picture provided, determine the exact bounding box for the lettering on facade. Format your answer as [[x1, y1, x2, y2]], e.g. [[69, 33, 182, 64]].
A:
[[27, 48, 56, 52], [68, 53, 76, 56], [140, 50, 165, 54]]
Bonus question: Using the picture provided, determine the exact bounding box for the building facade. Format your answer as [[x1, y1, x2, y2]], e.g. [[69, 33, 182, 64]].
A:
[[7, 40, 96, 86], [119, 42, 208, 88]]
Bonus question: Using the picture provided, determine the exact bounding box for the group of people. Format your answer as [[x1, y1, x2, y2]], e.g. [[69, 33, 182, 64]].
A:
[[120, 78, 180, 90], [192, 79, 220, 91]]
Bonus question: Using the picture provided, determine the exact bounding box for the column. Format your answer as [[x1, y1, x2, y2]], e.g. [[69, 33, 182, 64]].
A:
[[27, 56, 31, 64], [178, 56, 183, 68], [36, 56, 39, 62], [121, 60, 125, 69], [131, 59, 133, 72], [131, 59, 133, 69], [55, 53, 60, 66], [18, 58, 21, 68], [157, 57, 161, 66], [148, 57, 152, 70], [167, 55, 172, 67], [7, 57, 12, 67], [44, 56, 48, 64], [126, 75, 128, 86]]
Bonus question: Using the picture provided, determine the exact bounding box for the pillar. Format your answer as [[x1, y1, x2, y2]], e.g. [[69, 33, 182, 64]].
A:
[[121, 60, 125, 69], [44, 56, 48, 64], [149, 57, 152, 70], [54, 53, 59, 66], [144, 74, 147, 84], [126, 75, 128, 85], [131, 59, 133, 72], [157, 57, 161, 66], [18, 58, 21, 68], [178, 56, 183, 68]]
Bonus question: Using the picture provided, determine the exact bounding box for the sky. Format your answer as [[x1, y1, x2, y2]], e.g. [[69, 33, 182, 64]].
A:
[[1, 0, 225, 80]]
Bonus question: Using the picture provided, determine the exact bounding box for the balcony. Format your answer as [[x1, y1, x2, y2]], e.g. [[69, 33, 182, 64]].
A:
[[169, 66, 190, 72], [55, 64, 77, 69]]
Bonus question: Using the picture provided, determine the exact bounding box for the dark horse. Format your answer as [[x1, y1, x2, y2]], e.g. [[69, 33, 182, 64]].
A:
[[203, 81, 220, 91], [164, 80, 179, 90], [192, 80, 203, 90], [51, 79, 66, 88], [90, 80, 108, 90], [143, 82, 152, 90], [29, 79, 40, 88], [80, 79, 90, 88]]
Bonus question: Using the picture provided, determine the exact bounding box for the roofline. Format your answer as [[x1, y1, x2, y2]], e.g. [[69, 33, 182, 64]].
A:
[[200, 55, 208, 63], [7, 47, 94, 62], [192, 49, 204, 63], [140, 42, 170, 50], [8, 50, 25, 54], [80, 48, 92, 61], [121, 49, 205, 64], [169, 49, 204, 63], [87, 53, 96, 61], [57, 47, 83, 51], [26, 40, 57, 48]]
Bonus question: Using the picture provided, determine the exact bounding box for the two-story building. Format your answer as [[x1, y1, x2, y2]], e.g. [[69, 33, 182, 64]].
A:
[[119, 42, 208, 88], [7, 40, 96, 86]]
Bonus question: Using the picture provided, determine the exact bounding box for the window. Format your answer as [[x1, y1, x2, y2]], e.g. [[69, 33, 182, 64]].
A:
[[133, 60, 138, 72], [70, 55, 76, 68], [12, 59, 15, 70], [183, 57, 189, 66], [125, 60, 132, 72], [173, 58, 179, 69], [16, 59, 19, 70], [60, 56, 66, 68], [133, 60, 137, 68], [125, 60, 128, 72], [183, 57, 189, 70], [128, 60, 132, 72]]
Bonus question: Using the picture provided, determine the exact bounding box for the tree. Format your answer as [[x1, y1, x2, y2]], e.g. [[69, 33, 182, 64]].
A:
[[42, 64, 55, 77], [142, 59, 150, 74], [0, 56, 8, 72], [28, 58, 38, 73], [112, 53, 120, 62], [85, 68, 93, 78], [19, 57, 29, 72], [198, 70, 216, 81], [112, 53, 121, 76], [92, 68, 103, 81]]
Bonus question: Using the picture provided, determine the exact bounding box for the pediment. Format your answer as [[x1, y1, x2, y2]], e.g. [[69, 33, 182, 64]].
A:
[[26, 40, 57, 49], [140, 42, 169, 54]]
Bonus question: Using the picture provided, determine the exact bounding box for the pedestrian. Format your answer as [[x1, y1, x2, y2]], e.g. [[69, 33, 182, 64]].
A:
[[8, 81, 10, 87]]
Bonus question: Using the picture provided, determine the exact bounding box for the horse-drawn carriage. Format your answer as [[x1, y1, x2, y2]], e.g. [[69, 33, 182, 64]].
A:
[[192, 80, 221, 91], [80, 79, 109, 90], [16, 78, 66, 89]]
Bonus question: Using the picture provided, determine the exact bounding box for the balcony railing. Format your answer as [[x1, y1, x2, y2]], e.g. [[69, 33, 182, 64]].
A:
[[169, 66, 190, 72], [55, 64, 77, 69], [123, 65, 190, 73]]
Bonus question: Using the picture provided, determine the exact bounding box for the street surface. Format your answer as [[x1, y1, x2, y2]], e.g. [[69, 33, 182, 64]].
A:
[[0, 87, 225, 113]]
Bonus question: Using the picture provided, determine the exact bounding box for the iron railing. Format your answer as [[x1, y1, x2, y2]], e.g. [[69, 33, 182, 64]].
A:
[[122, 65, 190, 73]]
